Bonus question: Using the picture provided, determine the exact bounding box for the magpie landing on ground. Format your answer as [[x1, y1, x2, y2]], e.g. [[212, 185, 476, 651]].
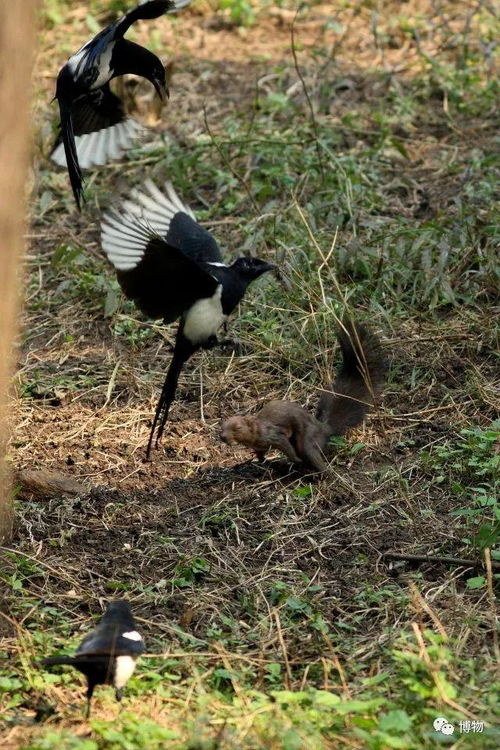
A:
[[100, 180, 276, 457], [52, 0, 191, 209], [38, 600, 144, 716]]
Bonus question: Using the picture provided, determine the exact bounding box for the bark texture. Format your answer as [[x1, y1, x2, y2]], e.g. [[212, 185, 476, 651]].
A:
[[0, 1, 39, 541]]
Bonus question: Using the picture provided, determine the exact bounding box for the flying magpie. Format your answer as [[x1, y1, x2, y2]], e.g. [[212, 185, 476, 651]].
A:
[[52, 0, 191, 209], [101, 179, 276, 457], [38, 600, 144, 716]]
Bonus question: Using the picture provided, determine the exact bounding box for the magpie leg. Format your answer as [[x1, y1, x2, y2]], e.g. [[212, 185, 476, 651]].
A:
[[85, 683, 95, 719], [115, 688, 123, 702], [218, 338, 246, 355]]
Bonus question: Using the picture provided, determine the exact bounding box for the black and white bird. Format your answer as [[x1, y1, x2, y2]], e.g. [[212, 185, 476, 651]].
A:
[[38, 600, 145, 716], [101, 180, 276, 457], [52, 0, 190, 209]]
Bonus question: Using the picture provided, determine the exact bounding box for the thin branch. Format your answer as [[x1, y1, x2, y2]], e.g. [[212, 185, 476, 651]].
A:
[[384, 551, 500, 570]]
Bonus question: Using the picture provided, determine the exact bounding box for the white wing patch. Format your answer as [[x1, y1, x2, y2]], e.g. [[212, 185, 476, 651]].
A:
[[183, 285, 226, 345], [122, 630, 143, 642], [67, 43, 91, 75], [52, 118, 146, 170], [91, 42, 116, 89], [122, 179, 195, 237], [67, 40, 115, 89], [101, 180, 195, 271], [101, 209, 156, 271]]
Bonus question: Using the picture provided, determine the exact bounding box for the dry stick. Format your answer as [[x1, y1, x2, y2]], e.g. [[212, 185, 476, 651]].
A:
[[384, 551, 500, 571], [321, 631, 351, 699], [290, 6, 325, 181], [409, 582, 448, 640], [273, 608, 292, 690], [483, 547, 500, 662], [411, 623, 477, 721]]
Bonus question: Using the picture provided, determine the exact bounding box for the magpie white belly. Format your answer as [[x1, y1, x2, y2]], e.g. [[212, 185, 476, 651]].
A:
[[113, 655, 137, 689], [183, 286, 226, 345]]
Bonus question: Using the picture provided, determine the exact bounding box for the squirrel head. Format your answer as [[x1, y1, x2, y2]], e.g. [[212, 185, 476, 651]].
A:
[[221, 416, 257, 446]]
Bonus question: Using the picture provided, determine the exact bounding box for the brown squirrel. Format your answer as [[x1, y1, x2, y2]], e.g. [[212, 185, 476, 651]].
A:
[[220, 321, 387, 472]]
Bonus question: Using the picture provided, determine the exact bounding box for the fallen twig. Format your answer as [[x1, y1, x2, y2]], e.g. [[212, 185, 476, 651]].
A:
[[383, 551, 500, 570]]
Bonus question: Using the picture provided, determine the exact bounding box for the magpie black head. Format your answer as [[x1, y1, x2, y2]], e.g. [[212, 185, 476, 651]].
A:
[[231, 257, 276, 281], [101, 599, 135, 624], [149, 61, 169, 101], [127, 46, 169, 100]]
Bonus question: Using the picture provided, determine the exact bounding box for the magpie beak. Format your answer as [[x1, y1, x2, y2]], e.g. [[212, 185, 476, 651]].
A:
[[152, 76, 169, 101]]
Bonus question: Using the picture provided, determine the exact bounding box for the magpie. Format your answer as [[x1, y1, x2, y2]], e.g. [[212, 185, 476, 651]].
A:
[[38, 600, 144, 716], [52, 0, 191, 209], [100, 179, 276, 457]]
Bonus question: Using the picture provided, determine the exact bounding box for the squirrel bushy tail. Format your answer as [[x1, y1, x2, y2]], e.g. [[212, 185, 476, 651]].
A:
[[316, 321, 387, 438]]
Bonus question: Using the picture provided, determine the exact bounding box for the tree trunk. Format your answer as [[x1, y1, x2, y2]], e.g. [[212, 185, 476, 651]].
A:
[[0, 2, 39, 542]]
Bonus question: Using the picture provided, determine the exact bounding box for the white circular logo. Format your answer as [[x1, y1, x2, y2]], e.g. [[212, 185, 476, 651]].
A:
[[433, 718, 448, 731]]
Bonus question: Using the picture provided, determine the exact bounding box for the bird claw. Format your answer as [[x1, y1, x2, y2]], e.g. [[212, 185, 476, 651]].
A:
[[218, 338, 247, 355]]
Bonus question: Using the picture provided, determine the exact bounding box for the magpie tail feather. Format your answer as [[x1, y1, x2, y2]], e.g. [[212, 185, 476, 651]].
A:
[[122, 0, 185, 33], [146, 331, 197, 458], [138, 0, 191, 16], [38, 656, 79, 667], [58, 100, 84, 210]]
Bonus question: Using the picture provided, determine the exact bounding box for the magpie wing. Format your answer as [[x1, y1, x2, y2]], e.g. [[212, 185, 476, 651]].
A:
[[51, 85, 145, 169], [101, 210, 219, 321], [77, 629, 145, 658], [70, 25, 119, 86], [121, 179, 224, 265], [69, 1, 190, 84]]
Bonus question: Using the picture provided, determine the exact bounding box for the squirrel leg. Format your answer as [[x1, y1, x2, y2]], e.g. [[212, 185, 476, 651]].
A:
[[269, 433, 302, 464], [300, 426, 327, 472]]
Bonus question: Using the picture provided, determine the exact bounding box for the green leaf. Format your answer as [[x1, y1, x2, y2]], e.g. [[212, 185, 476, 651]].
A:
[[104, 289, 119, 317], [466, 575, 485, 589], [314, 690, 341, 707], [293, 485, 313, 498], [335, 698, 385, 714], [379, 709, 413, 732], [0, 676, 23, 692]]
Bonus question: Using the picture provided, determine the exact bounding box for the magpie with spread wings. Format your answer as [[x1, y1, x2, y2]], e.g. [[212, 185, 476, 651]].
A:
[[38, 600, 145, 716], [101, 180, 276, 457], [52, 0, 190, 209]]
